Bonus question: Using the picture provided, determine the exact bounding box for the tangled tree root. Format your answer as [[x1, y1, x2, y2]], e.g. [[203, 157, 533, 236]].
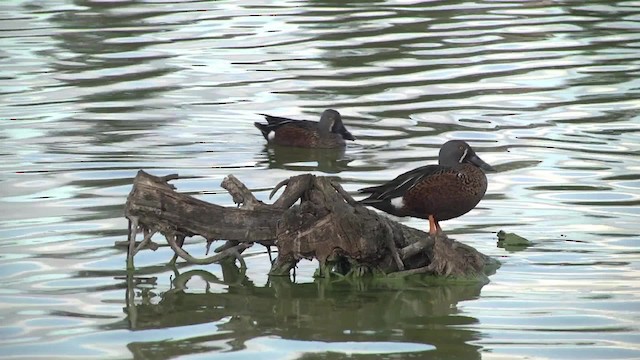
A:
[[122, 170, 499, 282]]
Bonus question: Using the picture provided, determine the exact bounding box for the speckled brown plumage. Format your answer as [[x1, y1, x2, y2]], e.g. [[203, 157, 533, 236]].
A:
[[402, 164, 487, 220], [254, 109, 355, 149], [358, 140, 494, 236], [272, 124, 333, 148]]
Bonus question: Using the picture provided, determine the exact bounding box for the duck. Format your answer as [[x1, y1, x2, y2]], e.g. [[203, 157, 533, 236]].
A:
[[254, 109, 355, 149], [358, 140, 494, 236]]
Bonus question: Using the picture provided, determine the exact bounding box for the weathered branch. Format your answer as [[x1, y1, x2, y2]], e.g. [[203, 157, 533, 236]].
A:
[[124, 170, 281, 243], [166, 233, 252, 265], [221, 174, 264, 210]]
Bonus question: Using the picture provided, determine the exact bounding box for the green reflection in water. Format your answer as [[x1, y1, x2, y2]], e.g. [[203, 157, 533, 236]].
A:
[[120, 262, 486, 359]]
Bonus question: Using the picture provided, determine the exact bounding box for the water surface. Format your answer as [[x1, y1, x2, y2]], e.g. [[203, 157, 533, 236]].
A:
[[1, 0, 639, 359]]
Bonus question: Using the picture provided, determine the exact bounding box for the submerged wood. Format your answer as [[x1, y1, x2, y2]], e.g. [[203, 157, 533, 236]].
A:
[[123, 170, 498, 280]]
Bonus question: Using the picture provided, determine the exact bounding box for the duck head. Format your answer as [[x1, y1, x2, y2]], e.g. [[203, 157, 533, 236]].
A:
[[320, 109, 356, 141], [439, 140, 495, 171]]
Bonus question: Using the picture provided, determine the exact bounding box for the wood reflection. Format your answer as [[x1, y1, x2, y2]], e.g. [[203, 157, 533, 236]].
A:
[[123, 262, 485, 359]]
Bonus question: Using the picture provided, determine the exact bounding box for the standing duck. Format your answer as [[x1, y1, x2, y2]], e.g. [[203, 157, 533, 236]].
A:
[[358, 140, 494, 236], [254, 109, 355, 149]]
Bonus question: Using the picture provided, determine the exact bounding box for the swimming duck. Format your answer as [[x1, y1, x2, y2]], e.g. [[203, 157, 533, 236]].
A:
[[254, 109, 355, 148], [358, 140, 494, 236]]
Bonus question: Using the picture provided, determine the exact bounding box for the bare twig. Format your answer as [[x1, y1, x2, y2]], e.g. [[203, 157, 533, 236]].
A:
[[386, 265, 432, 277], [127, 217, 138, 269], [269, 178, 289, 200], [399, 235, 435, 260], [161, 173, 179, 184], [169, 234, 186, 265], [133, 230, 156, 256], [330, 181, 359, 207], [166, 233, 252, 265], [382, 221, 404, 271]]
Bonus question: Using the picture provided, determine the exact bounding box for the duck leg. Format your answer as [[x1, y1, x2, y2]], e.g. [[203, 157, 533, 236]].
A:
[[428, 215, 445, 237], [428, 215, 438, 237]]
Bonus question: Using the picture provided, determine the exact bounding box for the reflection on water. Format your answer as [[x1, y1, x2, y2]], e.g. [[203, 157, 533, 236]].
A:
[[258, 144, 353, 174], [122, 264, 481, 359], [1, 0, 639, 359]]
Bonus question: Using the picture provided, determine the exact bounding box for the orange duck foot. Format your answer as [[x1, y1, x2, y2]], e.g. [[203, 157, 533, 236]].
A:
[[428, 215, 444, 237]]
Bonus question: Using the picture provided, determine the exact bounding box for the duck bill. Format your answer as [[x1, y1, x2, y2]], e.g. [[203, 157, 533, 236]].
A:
[[342, 130, 356, 141], [470, 154, 495, 172]]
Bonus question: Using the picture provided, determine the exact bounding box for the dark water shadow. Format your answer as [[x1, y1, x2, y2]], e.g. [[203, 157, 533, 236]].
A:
[[257, 144, 353, 174], [117, 262, 485, 359]]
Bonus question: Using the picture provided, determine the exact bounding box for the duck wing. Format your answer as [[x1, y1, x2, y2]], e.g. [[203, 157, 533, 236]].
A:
[[255, 115, 317, 140], [358, 164, 444, 204], [259, 115, 316, 129]]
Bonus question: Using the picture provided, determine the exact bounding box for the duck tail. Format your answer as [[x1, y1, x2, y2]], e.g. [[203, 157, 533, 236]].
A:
[[254, 122, 271, 140], [358, 197, 381, 205], [356, 190, 384, 205], [357, 184, 385, 195]]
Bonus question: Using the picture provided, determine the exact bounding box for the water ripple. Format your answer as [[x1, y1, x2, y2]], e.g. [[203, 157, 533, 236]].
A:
[[1, 0, 640, 359]]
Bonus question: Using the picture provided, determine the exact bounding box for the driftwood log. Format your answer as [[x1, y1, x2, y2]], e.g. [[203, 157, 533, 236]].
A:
[[123, 170, 499, 281]]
